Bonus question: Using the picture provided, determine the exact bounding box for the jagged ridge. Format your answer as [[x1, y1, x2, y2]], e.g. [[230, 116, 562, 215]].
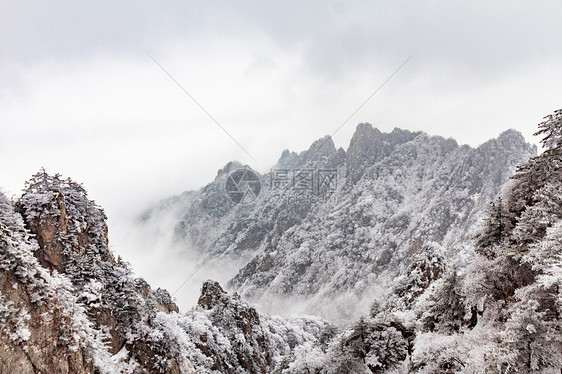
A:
[[160, 124, 536, 321]]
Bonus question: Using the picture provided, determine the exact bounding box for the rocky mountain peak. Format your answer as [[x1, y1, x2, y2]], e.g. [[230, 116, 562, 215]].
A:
[[301, 135, 337, 162], [274, 149, 299, 169], [2, 172, 333, 373], [496, 128, 537, 154], [215, 160, 245, 180], [276, 135, 338, 170], [17, 172, 112, 273], [197, 280, 227, 310], [477, 128, 534, 154], [4, 113, 559, 373], [161, 125, 536, 323], [346, 123, 421, 183]]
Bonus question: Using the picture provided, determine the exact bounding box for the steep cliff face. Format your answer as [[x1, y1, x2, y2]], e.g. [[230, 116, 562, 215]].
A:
[[0, 188, 116, 373], [172, 161, 258, 252], [17, 175, 111, 274], [1, 172, 190, 372], [0, 173, 333, 373], [346, 125, 421, 184], [160, 125, 535, 320]]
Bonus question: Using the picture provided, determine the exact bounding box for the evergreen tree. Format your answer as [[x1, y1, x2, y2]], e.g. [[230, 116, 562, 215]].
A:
[[339, 317, 408, 373], [510, 108, 562, 214], [391, 242, 446, 308], [476, 197, 513, 258], [535, 108, 562, 152], [501, 295, 562, 372], [420, 269, 465, 334], [513, 183, 562, 245]]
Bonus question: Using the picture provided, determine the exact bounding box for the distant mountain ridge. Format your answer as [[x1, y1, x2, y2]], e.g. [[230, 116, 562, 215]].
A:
[[146, 124, 536, 321]]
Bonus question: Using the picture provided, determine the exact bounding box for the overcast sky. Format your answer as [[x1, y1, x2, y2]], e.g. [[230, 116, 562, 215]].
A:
[[2, 1, 562, 290]]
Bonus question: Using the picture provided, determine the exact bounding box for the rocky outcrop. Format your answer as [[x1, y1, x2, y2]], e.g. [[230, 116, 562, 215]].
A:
[[1, 173, 185, 373], [1, 173, 333, 373], [196, 280, 269, 373], [346, 124, 421, 184], [0, 191, 102, 373], [17, 173, 112, 274], [0, 120, 549, 373], [226, 127, 535, 320], [190, 280, 334, 374], [0, 271, 92, 374]]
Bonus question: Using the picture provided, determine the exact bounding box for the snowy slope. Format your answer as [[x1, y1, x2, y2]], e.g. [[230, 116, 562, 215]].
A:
[[150, 124, 535, 321]]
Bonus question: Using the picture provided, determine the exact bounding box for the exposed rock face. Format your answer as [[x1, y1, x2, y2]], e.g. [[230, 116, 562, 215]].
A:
[[198, 280, 228, 310], [1, 173, 186, 373], [1, 173, 333, 373], [196, 280, 269, 373], [0, 191, 99, 373], [0, 120, 554, 373], [154, 287, 180, 314], [346, 125, 421, 183], [189, 280, 334, 374], [4, 112, 560, 373], [17, 174, 112, 274], [173, 161, 254, 252], [0, 271, 91, 374], [24, 190, 68, 270]]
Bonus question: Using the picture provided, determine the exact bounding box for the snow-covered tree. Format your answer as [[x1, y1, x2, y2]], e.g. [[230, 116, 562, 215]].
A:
[[499, 221, 562, 373], [500, 295, 562, 372], [513, 182, 562, 245], [535, 108, 562, 152], [311, 316, 408, 374], [475, 197, 514, 258], [411, 333, 468, 373], [419, 269, 465, 334], [509, 109, 562, 214], [392, 242, 446, 309]]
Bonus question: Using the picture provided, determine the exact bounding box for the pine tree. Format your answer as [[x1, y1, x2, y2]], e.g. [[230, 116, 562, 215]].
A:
[[510, 109, 562, 214], [23, 168, 65, 194], [420, 269, 465, 334], [476, 197, 513, 258], [501, 295, 562, 372], [513, 183, 562, 245], [339, 317, 408, 373], [535, 108, 562, 152]]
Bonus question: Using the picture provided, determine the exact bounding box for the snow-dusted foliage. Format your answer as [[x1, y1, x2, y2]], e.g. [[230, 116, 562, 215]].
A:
[[0, 189, 124, 372], [0, 293, 31, 345], [175, 280, 335, 373], [409, 109, 562, 373], [2, 172, 336, 373]]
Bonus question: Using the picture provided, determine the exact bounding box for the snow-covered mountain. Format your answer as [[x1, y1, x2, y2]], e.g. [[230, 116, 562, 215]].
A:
[[146, 124, 536, 321], [3, 112, 562, 372]]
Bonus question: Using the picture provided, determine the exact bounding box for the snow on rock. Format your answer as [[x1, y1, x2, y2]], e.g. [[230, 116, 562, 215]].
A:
[[156, 124, 535, 321], [1, 172, 334, 373]]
